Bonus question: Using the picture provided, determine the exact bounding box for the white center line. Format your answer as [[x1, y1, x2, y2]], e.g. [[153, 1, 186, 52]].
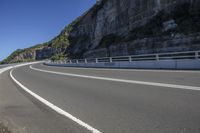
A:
[[30, 65, 200, 91], [10, 69, 101, 133]]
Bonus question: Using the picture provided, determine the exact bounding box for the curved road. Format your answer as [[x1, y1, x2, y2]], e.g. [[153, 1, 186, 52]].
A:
[[0, 63, 200, 133]]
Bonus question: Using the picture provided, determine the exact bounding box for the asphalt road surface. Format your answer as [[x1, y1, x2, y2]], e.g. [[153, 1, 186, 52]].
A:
[[0, 63, 200, 133], [0, 63, 21, 69], [0, 64, 10, 69]]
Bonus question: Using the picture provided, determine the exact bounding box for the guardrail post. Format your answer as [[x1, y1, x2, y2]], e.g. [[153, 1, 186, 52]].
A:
[[85, 59, 87, 64], [110, 57, 113, 63], [95, 58, 98, 63], [156, 54, 159, 61], [76, 60, 79, 64], [195, 51, 199, 59], [69, 60, 72, 64], [129, 56, 132, 62]]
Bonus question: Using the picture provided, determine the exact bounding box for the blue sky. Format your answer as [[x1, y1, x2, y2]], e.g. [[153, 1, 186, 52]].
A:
[[0, 0, 96, 61]]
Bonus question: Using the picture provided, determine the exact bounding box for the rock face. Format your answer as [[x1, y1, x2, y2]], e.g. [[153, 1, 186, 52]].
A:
[[35, 48, 54, 60], [84, 33, 200, 58], [68, 0, 200, 58], [12, 51, 35, 62], [1, 49, 36, 64]]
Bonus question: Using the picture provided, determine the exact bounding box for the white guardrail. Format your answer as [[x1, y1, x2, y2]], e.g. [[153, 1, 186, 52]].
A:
[[51, 51, 200, 64], [45, 51, 200, 69]]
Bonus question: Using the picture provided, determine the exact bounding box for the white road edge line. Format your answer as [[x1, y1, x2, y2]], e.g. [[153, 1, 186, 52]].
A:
[[0, 62, 42, 74], [31, 65, 200, 91], [10, 69, 101, 133]]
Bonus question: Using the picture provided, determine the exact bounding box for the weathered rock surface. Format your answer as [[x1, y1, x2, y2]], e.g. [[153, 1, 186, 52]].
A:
[[84, 33, 200, 57], [13, 50, 35, 62], [69, 0, 200, 58]]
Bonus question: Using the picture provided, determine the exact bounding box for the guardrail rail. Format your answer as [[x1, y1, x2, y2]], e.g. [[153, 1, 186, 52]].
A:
[[50, 51, 200, 64]]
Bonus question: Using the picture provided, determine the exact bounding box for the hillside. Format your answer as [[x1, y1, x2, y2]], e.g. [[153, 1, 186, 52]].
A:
[[0, 27, 69, 64], [1, 0, 200, 64]]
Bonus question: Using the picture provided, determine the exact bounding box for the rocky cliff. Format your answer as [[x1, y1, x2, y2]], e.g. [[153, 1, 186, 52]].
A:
[[68, 0, 200, 58], [2, 0, 200, 64]]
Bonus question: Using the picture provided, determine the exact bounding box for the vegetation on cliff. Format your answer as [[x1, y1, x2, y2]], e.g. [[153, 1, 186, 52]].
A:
[[1, 28, 69, 64]]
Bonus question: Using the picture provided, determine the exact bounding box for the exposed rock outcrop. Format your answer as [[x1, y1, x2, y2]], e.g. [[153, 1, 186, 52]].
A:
[[68, 0, 200, 58], [12, 50, 36, 62], [84, 33, 200, 57]]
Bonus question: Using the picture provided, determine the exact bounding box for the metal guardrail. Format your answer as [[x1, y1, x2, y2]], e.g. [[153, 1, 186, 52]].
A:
[[51, 51, 200, 64]]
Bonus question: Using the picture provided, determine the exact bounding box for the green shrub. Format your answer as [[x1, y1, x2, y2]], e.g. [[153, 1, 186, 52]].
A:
[[51, 54, 66, 62]]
